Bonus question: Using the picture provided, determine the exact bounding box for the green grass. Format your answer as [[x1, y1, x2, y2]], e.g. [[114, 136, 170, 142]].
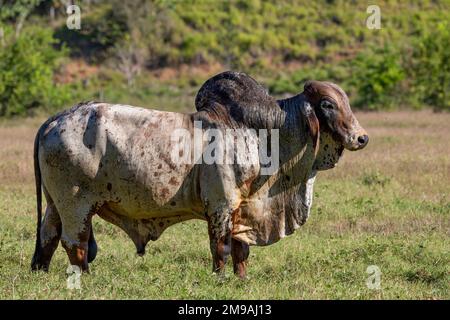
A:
[[0, 111, 449, 299], [0, 178, 448, 299]]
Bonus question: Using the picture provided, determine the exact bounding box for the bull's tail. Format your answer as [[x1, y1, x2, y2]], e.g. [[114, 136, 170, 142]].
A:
[[31, 127, 43, 270]]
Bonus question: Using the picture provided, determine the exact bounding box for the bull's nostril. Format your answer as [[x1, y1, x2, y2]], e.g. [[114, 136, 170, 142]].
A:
[[357, 135, 368, 145]]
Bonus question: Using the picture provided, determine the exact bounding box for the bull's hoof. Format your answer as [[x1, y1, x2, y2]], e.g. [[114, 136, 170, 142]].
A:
[[31, 252, 49, 272], [31, 261, 49, 272], [235, 273, 249, 280]]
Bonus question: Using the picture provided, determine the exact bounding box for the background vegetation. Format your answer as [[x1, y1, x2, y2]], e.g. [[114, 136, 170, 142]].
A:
[[0, 1, 448, 300], [0, 0, 449, 116]]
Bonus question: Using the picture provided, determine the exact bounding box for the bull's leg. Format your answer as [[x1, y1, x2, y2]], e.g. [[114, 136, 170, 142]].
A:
[[231, 238, 250, 279], [206, 209, 232, 274], [31, 202, 62, 272], [200, 164, 243, 275], [61, 224, 91, 273], [60, 206, 94, 273]]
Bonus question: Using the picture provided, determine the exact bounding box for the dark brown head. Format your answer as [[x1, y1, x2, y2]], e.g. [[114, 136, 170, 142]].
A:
[[304, 80, 368, 151]]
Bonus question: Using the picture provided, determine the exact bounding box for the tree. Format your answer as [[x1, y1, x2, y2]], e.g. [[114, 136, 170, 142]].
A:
[[349, 45, 405, 110], [114, 34, 147, 87], [108, 0, 155, 86], [0, 27, 69, 116], [410, 22, 450, 111], [0, 0, 43, 38]]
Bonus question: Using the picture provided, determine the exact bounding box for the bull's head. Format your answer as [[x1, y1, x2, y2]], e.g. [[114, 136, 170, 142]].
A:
[[302, 80, 368, 169]]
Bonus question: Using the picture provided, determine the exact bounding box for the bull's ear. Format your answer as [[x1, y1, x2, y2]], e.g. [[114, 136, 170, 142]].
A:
[[304, 80, 319, 94], [303, 80, 314, 93], [301, 101, 320, 156], [303, 80, 322, 107]]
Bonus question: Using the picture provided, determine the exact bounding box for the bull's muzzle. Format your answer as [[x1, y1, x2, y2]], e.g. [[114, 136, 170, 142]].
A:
[[357, 134, 369, 149], [343, 129, 369, 151]]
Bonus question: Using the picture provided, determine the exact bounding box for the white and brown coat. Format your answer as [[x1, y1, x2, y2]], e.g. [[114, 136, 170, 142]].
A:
[[31, 71, 368, 278]]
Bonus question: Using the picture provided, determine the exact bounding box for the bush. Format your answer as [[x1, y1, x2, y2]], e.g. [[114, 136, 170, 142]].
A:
[[409, 22, 450, 111], [1, 1, 449, 114], [0, 27, 70, 117], [348, 45, 405, 110], [269, 64, 349, 95], [54, 5, 127, 63]]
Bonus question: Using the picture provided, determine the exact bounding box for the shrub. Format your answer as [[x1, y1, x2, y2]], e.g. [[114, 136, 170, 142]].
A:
[[409, 22, 450, 111], [349, 45, 405, 110], [54, 5, 127, 63], [0, 27, 70, 116]]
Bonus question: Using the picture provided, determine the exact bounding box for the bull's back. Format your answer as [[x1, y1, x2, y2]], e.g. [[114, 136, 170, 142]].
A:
[[39, 102, 203, 219]]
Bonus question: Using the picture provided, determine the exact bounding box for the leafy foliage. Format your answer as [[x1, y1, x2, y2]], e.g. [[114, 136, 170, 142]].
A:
[[54, 4, 127, 62], [0, 27, 70, 116], [349, 46, 405, 110], [0, 0, 449, 115], [409, 22, 450, 111]]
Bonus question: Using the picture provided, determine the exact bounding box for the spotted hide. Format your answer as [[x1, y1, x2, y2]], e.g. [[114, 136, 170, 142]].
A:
[[31, 71, 368, 278]]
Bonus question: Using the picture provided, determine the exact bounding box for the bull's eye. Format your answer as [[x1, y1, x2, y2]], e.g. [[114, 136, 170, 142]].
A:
[[320, 99, 335, 109]]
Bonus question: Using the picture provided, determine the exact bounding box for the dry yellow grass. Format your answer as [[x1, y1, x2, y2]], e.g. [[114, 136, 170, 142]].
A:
[[0, 117, 43, 186], [324, 111, 450, 202]]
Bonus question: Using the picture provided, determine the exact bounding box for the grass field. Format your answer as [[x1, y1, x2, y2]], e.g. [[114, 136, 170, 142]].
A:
[[0, 110, 448, 299]]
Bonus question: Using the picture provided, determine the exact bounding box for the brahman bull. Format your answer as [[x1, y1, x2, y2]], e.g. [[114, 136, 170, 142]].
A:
[[31, 71, 368, 278]]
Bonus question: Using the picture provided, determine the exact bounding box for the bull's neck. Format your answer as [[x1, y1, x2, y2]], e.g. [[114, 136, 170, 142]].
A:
[[277, 93, 303, 111], [277, 93, 308, 143], [249, 92, 316, 197], [249, 92, 316, 225], [275, 93, 314, 182]]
